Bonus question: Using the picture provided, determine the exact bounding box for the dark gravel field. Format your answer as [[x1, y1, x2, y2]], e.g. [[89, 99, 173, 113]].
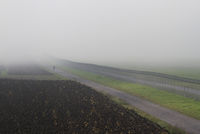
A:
[[0, 79, 168, 134]]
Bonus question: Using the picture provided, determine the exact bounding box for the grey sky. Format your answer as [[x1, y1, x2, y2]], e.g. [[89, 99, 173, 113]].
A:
[[0, 0, 200, 64]]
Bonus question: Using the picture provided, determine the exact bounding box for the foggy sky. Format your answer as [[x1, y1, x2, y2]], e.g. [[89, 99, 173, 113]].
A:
[[0, 0, 200, 65]]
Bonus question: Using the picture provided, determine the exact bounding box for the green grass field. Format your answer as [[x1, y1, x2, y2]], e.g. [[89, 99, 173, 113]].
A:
[[60, 66, 200, 120], [0, 70, 7, 77], [153, 67, 200, 81], [123, 65, 200, 80], [122, 70, 200, 90], [105, 62, 200, 80]]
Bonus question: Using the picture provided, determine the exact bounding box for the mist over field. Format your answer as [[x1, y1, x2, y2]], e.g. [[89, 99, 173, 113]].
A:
[[1, 1, 200, 133], [0, 0, 200, 67]]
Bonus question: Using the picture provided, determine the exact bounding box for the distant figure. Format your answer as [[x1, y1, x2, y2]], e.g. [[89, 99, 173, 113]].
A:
[[53, 66, 55, 71]]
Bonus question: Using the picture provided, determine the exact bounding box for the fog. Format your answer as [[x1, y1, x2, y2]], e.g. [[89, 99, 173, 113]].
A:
[[1, 0, 200, 66]]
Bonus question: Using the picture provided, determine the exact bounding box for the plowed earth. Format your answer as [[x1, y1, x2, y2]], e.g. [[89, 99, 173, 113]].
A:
[[0, 79, 168, 134]]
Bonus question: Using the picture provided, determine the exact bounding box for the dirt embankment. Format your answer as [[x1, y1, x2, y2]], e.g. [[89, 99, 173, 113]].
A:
[[7, 64, 52, 75]]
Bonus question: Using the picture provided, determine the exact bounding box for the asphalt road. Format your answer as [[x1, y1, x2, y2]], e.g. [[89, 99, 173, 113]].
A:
[[53, 68, 200, 134]]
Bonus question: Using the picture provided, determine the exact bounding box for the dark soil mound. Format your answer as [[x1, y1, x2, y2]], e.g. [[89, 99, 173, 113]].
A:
[[0, 79, 168, 134]]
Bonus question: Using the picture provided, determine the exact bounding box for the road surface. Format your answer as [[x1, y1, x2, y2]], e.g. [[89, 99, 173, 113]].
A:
[[53, 67, 200, 134]]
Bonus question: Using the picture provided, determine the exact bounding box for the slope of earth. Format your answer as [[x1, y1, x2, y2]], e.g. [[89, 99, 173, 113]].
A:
[[0, 79, 168, 134], [54, 59, 200, 84], [54, 59, 200, 99], [7, 64, 52, 75], [0, 64, 66, 80]]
